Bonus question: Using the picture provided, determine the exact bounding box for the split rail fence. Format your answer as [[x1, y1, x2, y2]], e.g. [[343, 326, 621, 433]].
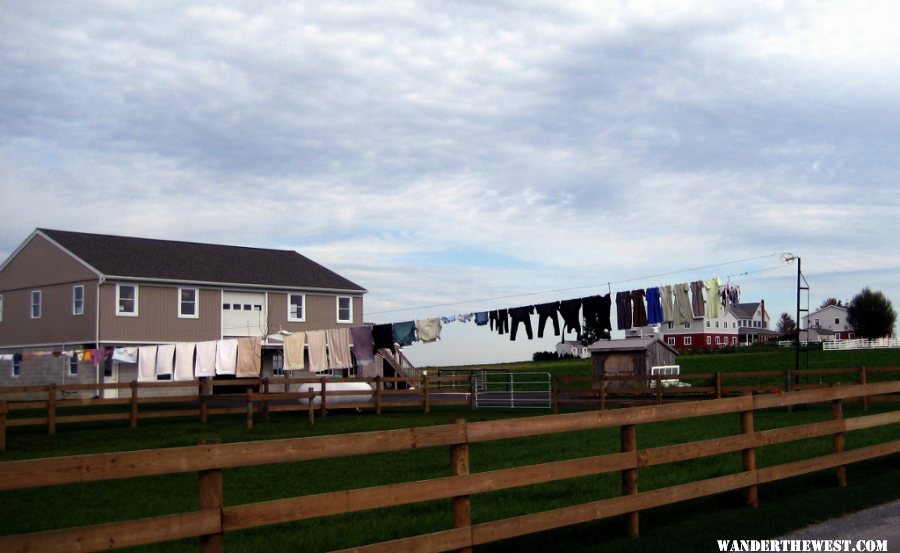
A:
[[0, 381, 898, 552]]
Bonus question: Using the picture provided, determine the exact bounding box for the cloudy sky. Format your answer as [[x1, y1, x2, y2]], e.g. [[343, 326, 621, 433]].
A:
[[2, 1, 898, 366]]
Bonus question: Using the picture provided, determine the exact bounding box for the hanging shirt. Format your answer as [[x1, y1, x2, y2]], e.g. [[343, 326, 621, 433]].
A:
[[415, 318, 443, 343], [112, 347, 138, 364], [174, 343, 195, 381], [392, 321, 417, 347], [660, 285, 675, 323], [215, 339, 238, 376], [326, 328, 353, 369], [706, 278, 721, 318], [306, 330, 328, 372], [645, 287, 664, 325], [691, 280, 706, 317], [474, 312, 489, 326], [674, 283, 693, 325], [194, 341, 217, 377], [372, 323, 395, 353], [138, 346, 158, 382], [236, 336, 261, 378], [283, 332, 307, 371]]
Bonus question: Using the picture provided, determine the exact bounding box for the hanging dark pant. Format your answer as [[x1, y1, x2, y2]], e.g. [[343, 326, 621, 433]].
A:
[[582, 294, 612, 339], [631, 289, 648, 327], [490, 309, 509, 335], [508, 306, 535, 341], [559, 298, 582, 339], [372, 323, 395, 353], [535, 301, 561, 338], [616, 291, 632, 330]]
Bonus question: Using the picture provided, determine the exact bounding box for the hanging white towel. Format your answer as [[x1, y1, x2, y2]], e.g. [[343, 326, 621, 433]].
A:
[[215, 339, 238, 375], [112, 347, 138, 364], [138, 346, 158, 382], [326, 328, 353, 369], [194, 341, 217, 378], [156, 344, 175, 376], [283, 332, 306, 370], [306, 330, 328, 373], [174, 343, 196, 381]]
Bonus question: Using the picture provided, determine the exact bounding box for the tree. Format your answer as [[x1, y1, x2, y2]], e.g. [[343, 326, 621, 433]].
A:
[[819, 297, 843, 309], [847, 288, 897, 339], [776, 312, 797, 335]]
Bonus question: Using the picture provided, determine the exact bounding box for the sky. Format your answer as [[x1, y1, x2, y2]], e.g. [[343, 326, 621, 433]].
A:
[[2, 1, 898, 367]]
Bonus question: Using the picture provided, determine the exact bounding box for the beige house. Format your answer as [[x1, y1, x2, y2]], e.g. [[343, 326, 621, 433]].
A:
[[0, 229, 366, 394]]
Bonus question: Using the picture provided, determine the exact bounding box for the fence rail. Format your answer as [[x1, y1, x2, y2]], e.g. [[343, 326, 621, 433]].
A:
[[0, 381, 898, 552], [823, 338, 900, 351]]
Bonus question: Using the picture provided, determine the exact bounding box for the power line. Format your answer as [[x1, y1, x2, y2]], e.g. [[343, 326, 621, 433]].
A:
[[366, 251, 792, 316]]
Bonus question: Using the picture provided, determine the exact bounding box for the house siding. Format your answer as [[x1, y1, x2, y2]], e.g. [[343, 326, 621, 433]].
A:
[[0, 281, 97, 348], [99, 284, 221, 343], [268, 292, 364, 333], [0, 233, 97, 291]]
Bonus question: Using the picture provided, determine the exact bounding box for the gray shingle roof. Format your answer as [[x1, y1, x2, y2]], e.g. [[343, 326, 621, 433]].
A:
[[39, 229, 366, 292]]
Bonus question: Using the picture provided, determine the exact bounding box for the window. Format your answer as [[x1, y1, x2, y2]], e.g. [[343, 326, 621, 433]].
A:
[[732, 337, 737, 345], [272, 353, 284, 376], [337, 296, 352, 323], [179, 288, 199, 318], [68, 356, 78, 376], [684, 336, 692, 346], [116, 285, 138, 316], [706, 336, 711, 345], [814, 318, 820, 327], [715, 321, 720, 328], [667, 337, 675, 346], [12, 357, 21, 378], [834, 317, 840, 325], [683, 322, 691, 329], [667, 322, 674, 330], [288, 293, 305, 322], [73, 285, 84, 315], [706, 321, 710, 328], [732, 322, 737, 328], [716, 336, 722, 345], [31, 290, 41, 319]]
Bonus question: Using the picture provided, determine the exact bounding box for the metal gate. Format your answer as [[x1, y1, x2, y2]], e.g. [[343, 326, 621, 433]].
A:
[[473, 371, 551, 409]]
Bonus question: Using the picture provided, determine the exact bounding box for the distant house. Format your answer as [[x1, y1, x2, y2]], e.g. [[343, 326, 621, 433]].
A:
[[555, 340, 590, 359], [631, 300, 777, 352], [802, 304, 854, 342], [0, 229, 366, 395]]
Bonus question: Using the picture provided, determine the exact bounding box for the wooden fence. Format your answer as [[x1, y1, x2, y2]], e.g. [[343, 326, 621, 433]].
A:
[[1, 367, 899, 449], [0, 381, 899, 552]]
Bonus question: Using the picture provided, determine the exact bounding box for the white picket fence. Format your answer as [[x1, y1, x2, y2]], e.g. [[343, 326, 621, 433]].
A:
[[823, 338, 900, 351]]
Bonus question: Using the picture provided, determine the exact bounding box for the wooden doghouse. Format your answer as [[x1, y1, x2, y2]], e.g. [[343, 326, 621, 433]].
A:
[[587, 337, 678, 390]]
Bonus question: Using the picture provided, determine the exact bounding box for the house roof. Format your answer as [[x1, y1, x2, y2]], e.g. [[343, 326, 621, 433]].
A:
[[587, 337, 678, 355], [731, 302, 761, 319], [37, 229, 366, 292]]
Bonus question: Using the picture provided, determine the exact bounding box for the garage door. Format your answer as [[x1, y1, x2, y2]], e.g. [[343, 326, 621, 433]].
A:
[[222, 291, 267, 337]]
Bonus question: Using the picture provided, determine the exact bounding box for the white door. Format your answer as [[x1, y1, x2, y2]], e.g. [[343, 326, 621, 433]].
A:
[[104, 361, 119, 399], [222, 291, 268, 337]]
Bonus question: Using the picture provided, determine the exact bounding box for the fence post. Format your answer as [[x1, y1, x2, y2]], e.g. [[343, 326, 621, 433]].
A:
[[620, 424, 639, 538], [130, 380, 139, 428], [375, 376, 382, 415], [831, 398, 847, 487], [714, 371, 722, 399], [307, 387, 315, 425], [198, 438, 224, 553], [655, 374, 663, 405], [200, 379, 209, 423], [468, 373, 476, 410], [423, 375, 430, 414], [262, 377, 270, 423], [599, 376, 607, 411], [859, 367, 868, 411], [0, 400, 7, 452], [449, 418, 472, 553], [319, 377, 328, 418], [551, 376, 559, 414], [47, 383, 57, 436], [740, 395, 758, 507], [245, 387, 253, 430]]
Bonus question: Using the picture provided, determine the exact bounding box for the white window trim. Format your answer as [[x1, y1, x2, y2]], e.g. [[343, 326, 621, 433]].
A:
[[706, 336, 711, 345], [68, 357, 79, 376], [684, 336, 692, 346], [116, 284, 139, 317], [287, 293, 306, 322], [336, 295, 353, 324], [31, 290, 41, 319], [73, 285, 85, 316], [178, 287, 199, 319], [12, 358, 21, 378], [667, 337, 675, 346]]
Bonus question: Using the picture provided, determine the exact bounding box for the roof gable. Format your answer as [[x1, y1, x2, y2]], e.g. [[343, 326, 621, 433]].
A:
[[37, 229, 366, 292]]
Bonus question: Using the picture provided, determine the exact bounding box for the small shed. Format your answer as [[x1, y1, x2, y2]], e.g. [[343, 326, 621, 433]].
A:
[[587, 338, 678, 389]]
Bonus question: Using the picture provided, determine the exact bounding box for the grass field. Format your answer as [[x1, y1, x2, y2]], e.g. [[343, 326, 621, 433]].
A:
[[1, 347, 899, 551]]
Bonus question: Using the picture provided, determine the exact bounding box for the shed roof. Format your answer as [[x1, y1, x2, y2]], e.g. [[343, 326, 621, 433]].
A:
[[587, 337, 678, 355], [37, 228, 366, 292]]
